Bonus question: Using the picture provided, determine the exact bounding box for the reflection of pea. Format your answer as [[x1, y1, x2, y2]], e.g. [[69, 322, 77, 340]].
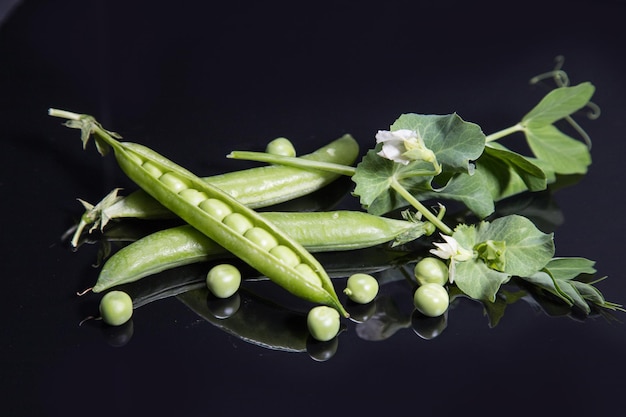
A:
[[206, 292, 241, 319], [346, 300, 377, 323], [102, 319, 134, 347], [411, 310, 448, 340], [306, 335, 339, 362]]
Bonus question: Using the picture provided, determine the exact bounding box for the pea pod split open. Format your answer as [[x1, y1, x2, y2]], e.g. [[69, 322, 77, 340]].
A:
[[50, 108, 349, 317], [69, 134, 360, 246]]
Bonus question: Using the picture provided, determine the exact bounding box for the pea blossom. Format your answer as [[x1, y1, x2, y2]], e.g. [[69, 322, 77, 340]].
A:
[[375, 129, 436, 165], [429, 234, 473, 283]]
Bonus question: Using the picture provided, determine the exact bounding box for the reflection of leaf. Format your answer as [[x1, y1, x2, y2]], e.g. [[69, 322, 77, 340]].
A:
[[521, 82, 595, 128], [390, 113, 485, 173], [524, 124, 591, 175]]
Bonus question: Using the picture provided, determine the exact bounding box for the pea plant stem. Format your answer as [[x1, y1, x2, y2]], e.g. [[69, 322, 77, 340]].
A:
[[484, 123, 524, 143], [389, 177, 452, 235], [227, 151, 357, 177]]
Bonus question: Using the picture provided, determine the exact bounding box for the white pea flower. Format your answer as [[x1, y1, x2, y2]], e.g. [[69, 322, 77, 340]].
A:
[[376, 129, 436, 165], [429, 234, 473, 283]]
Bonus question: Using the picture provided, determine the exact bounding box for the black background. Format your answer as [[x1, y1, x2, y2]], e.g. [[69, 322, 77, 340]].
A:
[[2, 1, 626, 416]]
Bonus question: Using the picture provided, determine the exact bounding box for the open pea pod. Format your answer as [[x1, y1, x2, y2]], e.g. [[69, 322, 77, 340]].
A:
[[51, 109, 349, 317]]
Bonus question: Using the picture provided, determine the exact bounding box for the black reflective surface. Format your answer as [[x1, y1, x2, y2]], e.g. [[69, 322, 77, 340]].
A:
[[3, 1, 626, 416]]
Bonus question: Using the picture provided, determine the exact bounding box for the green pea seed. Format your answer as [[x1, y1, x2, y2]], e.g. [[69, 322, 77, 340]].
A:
[[244, 227, 278, 250], [413, 283, 449, 317], [295, 263, 322, 287], [198, 198, 233, 220], [414, 257, 449, 286], [206, 264, 242, 299], [179, 188, 208, 206], [142, 160, 163, 177], [99, 290, 133, 326], [307, 306, 340, 342], [222, 212, 254, 235], [343, 273, 379, 304], [266, 137, 296, 157], [269, 244, 301, 267], [159, 172, 189, 192]]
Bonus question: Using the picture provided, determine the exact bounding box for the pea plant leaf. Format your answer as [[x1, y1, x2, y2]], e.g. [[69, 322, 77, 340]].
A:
[[523, 124, 591, 175], [353, 112, 487, 215], [475, 215, 555, 277], [352, 147, 435, 215], [390, 113, 486, 173], [521, 82, 595, 128], [449, 215, 554, 302], [483, 144, 547, 193]]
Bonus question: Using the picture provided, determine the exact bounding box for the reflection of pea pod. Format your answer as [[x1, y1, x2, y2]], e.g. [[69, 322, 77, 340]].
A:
[[178, 287, 309, 353]]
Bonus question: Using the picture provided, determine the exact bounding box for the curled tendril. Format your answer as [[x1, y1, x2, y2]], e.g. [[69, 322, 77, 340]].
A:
[[529, 55, 601, 150]]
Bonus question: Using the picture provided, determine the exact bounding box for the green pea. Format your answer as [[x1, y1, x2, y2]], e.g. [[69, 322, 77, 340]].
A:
[[244, 227, 279, 250], [159, 172, 189, 192], [295, 263, 322, 287], [413, 283, 449, 317], [307, 306, 340, 342], [206, 264, 242, 299], [198, 198, 233, 220], [266, 137, 296, 157], [142, 160, 163, 177], [179, 188, 208, 206], [343, 273, 378, 304], [99, 290, 133, 326], [222, 212, 254, 235], [414, 257, 449, 286], [269, 245, 301, 268]]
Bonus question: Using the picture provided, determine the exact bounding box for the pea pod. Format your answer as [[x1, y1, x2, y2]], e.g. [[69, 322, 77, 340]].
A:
[[93, 211, 430, 292], [51, 109, 349, 317], [69, 134, 359, 246]]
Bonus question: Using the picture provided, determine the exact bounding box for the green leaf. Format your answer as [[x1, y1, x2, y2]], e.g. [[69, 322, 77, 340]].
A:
[[544, 257, 597, 280], [352, 148, 434, 215], [483, 144, 547, 192], [476, 215, 555, 277], [390, 113, 486, 173], [523, 124, 591, 175], [420, 169, 495, 219], [521, 82, 595, 128], [453, 259, 511, 302]]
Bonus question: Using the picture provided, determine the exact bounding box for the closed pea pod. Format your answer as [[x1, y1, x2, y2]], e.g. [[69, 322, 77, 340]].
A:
[[51, 109, 349, 317], [93, 211, 431, 292]]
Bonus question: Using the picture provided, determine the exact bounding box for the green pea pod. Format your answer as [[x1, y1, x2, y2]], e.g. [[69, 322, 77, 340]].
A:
[[69, 134, 360, 245], [93, 211, 430, 292], [51, 109, 349, 317]]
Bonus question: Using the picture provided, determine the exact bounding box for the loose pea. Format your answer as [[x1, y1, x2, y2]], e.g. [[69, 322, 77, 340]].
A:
[[159, 172, 189, 192], [179, 188, 208, 206], [206, 264, 242, 299], [266, 137, 296, 157], [244, 227, 279, 250], [99, 290, 133, 326], [413, 283, 449, 317], [269, 245, 301, 268], [307, 306, 340, 342], [295, 263, 322, 287], [198, 198, 233, 220], [222, 212, 254, 235], [142, 160, 163, 177], [343, 273, 379, 304], [414, 257, 449, 286]]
